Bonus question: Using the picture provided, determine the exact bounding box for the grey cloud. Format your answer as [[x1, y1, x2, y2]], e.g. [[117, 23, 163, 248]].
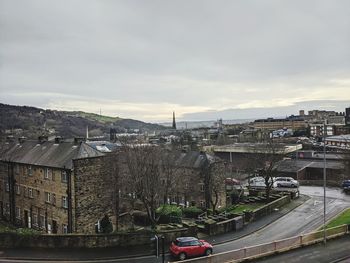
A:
[[1, 0, 350, 121], [181, 100, 350, 121]]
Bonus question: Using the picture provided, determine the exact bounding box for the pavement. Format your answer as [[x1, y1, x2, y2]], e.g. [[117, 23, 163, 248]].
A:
[[0, 195, 309, 261], [248, 234, 350, 263]]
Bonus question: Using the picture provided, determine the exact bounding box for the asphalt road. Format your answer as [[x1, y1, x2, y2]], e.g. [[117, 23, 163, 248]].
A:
[[217, 186, 350, 253], [1, 186, 349, 263]]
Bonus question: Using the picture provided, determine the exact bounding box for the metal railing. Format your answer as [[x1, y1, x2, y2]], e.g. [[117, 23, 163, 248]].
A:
[[169, 224, 349, 263]]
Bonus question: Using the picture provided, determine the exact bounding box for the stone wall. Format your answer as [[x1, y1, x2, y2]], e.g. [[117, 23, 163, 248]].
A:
[[0, 228, 194, 249], [0, 231, 152, 248], [73, 156, 115, 234], [204, 216, 244, 235], [245, 195, 291, 222]]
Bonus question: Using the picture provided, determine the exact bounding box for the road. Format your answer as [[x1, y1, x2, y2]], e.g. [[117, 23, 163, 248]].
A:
[[0, 186, 349, 263], [217, 186, 350, 253]]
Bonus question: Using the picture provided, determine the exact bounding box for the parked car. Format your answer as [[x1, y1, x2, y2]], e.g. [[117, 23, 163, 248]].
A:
[[274, 177, 299, 188], [342, 180, 350, 193], [169, 237, 213, 260], [248, 176, 275, 188]]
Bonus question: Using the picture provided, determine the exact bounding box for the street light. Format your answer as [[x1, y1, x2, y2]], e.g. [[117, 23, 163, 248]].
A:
[[323, 120, 327, 245]]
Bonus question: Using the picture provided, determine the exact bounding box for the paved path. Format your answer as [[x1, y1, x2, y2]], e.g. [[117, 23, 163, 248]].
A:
[[249, 234, 350, 263]]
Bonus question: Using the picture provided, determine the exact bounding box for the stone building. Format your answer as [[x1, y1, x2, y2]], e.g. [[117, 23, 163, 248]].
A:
[[0, 137, 110, 234], [253, 117, 307, 131], [1, 138, 227, 233], [169, 151, 226, 210]]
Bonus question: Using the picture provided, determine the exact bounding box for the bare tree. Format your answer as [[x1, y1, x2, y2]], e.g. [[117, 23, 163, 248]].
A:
[[122, 144, 163, 228], [206, 160, 227, 213], [159, 149, 181, 205], [247, 140, 286, 201]]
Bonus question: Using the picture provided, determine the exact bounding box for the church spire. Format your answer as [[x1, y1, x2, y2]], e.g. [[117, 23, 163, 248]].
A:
[[172, 111, 176, 130]]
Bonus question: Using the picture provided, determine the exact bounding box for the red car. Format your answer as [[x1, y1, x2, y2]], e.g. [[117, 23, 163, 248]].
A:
[[170, 237, 213, 260]]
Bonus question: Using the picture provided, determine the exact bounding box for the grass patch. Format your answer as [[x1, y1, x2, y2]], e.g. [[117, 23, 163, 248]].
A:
[[326, 208, 350, 229], [70, 111, 120, 123], [226, 203, 263, 214]]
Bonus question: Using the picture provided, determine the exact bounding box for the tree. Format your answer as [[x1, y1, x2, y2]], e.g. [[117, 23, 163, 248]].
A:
[[159, 149, 181, 205], [246, 140, 286, 201], [122, 144, 163, 228], [206, 160, 227, 213]]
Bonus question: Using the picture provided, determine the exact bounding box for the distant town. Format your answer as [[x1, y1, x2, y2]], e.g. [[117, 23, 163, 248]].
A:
[[0, 103, 349, 262]]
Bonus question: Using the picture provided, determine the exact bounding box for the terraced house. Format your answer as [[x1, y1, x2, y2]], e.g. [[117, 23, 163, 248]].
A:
[[0, 137, 113, 234], [0, 137, 227, 234]]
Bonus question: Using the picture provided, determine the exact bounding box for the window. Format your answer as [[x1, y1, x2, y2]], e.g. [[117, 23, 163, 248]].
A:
[[5, 203, 10, 215], [189, 240, 201, 246], [62, 196, 68, 208], [28, 188, 33, 198], [44, 168, 52, 179], [62, 224, 68, 234], [27, 166, 32, 176], [45, 192, 51, 203], [15, 184, 20, 195], [52, 194, 56, 205], [5, 182, 9, 192], [15, 207, 21, 219], [200, 200, 205, 207], [61, 170, 68, 183], [200, 183, 205, 192], [39, 215, 45, 228], [32, 213, 38, 226]]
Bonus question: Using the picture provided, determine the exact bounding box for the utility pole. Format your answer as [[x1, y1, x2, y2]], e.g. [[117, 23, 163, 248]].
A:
[[162, 235, 165, 263]]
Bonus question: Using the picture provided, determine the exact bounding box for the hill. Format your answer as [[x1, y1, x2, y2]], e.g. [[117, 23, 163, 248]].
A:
[[0, 103, 165, 140]]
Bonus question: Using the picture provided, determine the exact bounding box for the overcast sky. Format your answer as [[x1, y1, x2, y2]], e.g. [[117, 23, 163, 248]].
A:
[[1, 0, 350, 122]]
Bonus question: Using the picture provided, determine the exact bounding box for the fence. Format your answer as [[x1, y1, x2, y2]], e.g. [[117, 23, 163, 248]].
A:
[[170, 224, 349, 263]]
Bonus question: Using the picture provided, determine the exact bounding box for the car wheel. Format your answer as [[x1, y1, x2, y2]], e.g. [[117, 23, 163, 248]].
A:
[[205, 248, 213, 256], [179, 252, 186, 261], [277, 183, 282, 187]]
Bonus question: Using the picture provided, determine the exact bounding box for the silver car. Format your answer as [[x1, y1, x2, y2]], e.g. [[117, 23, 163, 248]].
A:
[[274, 177, 299, 188]]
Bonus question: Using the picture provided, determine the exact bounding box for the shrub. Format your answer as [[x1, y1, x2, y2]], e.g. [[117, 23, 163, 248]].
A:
[[183, 206, 203, 218], [100, 214, 113, 233], [156, 205, 182, 224]]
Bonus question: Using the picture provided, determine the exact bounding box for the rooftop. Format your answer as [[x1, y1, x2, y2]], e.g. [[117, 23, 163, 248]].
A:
[[213, 143, 302, 154], [0, 140, 105, 169]]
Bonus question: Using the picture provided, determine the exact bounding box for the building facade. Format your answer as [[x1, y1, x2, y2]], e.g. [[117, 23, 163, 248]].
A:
[[0, 138, 105, 234], [1, 139, 227, 233]]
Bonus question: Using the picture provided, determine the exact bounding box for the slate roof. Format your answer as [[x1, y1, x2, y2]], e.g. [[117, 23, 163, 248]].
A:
[[175, 151, 217, 169], [86, 141, 121, 153], [0, 140, 104, 169]]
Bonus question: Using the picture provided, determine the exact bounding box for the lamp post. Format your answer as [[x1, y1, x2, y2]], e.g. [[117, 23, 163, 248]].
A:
[[323, 120, 327, 245]]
